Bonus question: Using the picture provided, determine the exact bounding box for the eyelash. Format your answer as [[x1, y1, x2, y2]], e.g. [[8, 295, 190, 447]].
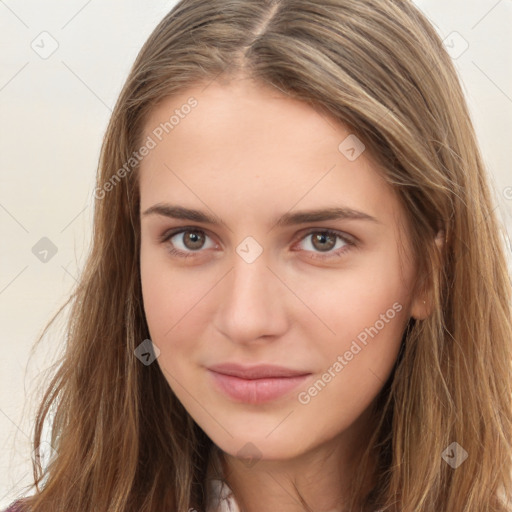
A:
[[159, 227, 357, 262]]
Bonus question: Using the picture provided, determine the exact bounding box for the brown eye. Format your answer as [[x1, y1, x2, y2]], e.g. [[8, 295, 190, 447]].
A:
[[310, 232, 337, 252], [181, 230, 206, 250], [161, 228, 216, 258], [295, 229, 356, 261]]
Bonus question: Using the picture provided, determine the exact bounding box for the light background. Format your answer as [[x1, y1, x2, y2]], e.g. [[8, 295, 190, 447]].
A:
[[0, 0, 511, 506]]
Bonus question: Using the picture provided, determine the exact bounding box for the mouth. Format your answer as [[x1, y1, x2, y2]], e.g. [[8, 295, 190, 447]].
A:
[[207, 363, 312, 404]]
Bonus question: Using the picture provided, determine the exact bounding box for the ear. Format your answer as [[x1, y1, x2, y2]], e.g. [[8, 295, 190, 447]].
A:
[[410, 230, 445, 320]]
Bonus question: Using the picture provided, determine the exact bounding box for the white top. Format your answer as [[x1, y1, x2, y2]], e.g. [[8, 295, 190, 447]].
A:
[[207, 478, 241, 512]]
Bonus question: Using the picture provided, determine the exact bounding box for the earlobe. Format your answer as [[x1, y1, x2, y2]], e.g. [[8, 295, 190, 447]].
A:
[[410, 230, 445, 320], [434, 229, 446, 249], [410, 298, 430, 320]]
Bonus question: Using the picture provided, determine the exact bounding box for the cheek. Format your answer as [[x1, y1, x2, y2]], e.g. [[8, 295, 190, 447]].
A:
[[140, 261, 197, 395], [140, 252, 168, 338], [140, 247, 186, 362], [303, 259, 410, 338], [140, 244, 195, 337], [301, 256, 411, 391], [140, 247, 216, 377], [294, 288, 408, 442]]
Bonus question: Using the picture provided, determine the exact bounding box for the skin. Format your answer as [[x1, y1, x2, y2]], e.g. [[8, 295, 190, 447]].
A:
[[138, 76, 428, 512]]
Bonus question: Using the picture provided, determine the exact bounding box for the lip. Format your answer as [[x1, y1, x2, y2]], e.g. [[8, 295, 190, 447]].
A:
[[207, 363, 311, 404], [208, 362, 310, 379]]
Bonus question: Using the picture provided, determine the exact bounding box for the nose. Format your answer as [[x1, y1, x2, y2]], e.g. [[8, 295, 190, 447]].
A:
[[213, 249, 289, 345]]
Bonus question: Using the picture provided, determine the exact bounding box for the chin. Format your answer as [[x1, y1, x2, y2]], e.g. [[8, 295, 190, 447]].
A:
[[211, 430, 309, 463]]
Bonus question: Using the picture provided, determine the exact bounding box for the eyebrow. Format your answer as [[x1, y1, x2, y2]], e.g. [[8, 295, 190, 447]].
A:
[[142, 203, 380, 227]]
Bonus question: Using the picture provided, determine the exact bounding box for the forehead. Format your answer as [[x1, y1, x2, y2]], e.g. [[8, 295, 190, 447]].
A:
[[138, 78, 398, 225]]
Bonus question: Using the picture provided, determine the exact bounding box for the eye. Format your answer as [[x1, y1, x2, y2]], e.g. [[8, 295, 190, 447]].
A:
[[293, 229, 355, 260], [160, 228, 217, 259]]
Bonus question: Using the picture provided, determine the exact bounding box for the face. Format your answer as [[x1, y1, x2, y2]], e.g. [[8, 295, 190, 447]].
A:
[[138, 77, 426, 462]]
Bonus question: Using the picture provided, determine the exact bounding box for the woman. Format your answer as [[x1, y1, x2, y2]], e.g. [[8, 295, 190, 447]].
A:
[[5, 0, 511, 511]]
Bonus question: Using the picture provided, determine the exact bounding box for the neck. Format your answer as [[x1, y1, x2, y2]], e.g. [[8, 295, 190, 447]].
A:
[[217, 406, 378, 512]]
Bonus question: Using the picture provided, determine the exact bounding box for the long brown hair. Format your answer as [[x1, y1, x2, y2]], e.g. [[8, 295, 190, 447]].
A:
[[16, 0, 512, 510]]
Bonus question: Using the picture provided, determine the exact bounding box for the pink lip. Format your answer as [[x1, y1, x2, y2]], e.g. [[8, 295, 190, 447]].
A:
[[207, 363, 311, 404]]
